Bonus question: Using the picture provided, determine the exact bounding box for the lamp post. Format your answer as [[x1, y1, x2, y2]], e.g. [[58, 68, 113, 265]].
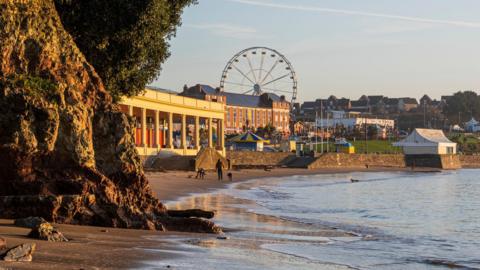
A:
[[423, 100, 427, 128], [315, 111, 318, 154], [364, 116, 368, 154]]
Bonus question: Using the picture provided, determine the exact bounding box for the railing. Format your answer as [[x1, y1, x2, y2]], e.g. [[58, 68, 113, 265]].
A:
[[135, 146, 225, 157], [141, 90, 224, 111]]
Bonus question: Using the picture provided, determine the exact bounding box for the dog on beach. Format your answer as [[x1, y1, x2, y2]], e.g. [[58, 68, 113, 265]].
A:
[[195, 168, 206, 179], [350, 178, 359, 183], [227, 172, 233, 181]]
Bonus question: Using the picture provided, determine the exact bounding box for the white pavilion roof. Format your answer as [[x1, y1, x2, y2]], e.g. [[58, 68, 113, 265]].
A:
[[393, 128, 456, 146], [466, 117, 479, 126]]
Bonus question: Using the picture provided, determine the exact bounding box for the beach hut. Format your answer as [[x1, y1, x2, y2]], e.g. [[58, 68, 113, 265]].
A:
[[334, 139, 355, 154], [230, 131, 265, 151], [393, 128, 457, 155]]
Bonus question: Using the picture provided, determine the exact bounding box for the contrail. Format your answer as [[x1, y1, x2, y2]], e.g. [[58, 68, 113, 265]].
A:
[[229, 0, 480, 28]]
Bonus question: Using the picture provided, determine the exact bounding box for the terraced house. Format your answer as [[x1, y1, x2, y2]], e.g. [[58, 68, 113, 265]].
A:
[[181, 84, 291, 135]]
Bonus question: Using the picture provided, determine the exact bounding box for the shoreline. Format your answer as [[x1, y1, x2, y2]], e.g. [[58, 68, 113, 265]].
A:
[[0, 166, 436, 269], [148, 166, 416, 203]]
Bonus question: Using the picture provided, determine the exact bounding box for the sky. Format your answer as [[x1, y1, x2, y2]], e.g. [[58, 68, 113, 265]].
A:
[[152, 0, 480, 102]]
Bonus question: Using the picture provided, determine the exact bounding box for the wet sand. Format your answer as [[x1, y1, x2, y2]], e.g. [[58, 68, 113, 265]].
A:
[[148, 167, 409, 202], [0, 167, 408, 269], [0, 219, 207, 269]]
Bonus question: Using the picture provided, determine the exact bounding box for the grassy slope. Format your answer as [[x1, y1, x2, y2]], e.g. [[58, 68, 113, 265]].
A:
[[305, 140, 402, 154]]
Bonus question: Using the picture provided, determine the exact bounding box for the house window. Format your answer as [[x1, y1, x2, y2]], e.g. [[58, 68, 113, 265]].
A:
[[446, 147, 454, 154]]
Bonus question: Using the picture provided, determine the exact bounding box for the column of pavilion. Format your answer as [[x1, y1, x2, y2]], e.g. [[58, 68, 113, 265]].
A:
[[127, 105, 224, 152]]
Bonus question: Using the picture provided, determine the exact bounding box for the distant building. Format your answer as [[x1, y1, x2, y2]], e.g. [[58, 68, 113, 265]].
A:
[[293, 121, 307, 136], [384, 98, 400, 113], [398, 98, 419, 112], [419, 94, 432, 106], [350, 99, 369, 112], [316, 114, 395, 130], [393, 129, 457, 155], [297, 97, 352, 122], [441, 95, 453, 103], [180, 84, 291, 135]]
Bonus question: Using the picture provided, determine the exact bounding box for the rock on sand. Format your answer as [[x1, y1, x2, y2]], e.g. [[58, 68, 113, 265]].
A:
[[2, 243, 36, 262]]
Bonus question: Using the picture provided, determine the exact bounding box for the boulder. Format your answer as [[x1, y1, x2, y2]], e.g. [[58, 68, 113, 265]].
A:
[[28, 222, 68, 242], [14, 217, 47, 229], [2, 243, 36, 262], [159, 217, 222, 234], [167, 209, 215, 219]]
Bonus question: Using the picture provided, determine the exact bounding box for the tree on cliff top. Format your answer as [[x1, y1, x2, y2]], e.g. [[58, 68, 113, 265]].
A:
[[54, 0, 196, 101]]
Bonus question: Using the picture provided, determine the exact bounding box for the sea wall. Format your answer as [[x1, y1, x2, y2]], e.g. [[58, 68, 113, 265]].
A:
[[440, 155, 462, 170], [226, 151, 294, 168], [150, 155, 195, 171], [307, 153, 406, 169], [459, 155, 480, 168], [404, 154, 462, 170]]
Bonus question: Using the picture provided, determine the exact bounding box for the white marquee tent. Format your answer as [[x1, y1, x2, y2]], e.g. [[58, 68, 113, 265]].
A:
[[465, 118, 480, 132], [393, 129, 457, 155]]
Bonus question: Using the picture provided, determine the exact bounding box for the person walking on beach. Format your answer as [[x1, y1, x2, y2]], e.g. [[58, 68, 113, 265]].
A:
[[216, 159, 223, 181]]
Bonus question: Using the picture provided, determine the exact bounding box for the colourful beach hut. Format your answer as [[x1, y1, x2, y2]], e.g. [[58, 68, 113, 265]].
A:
[[230, 131, 265, 151], [335, 141, 355, 154]]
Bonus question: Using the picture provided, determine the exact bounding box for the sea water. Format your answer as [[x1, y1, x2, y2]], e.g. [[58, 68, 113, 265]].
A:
[[156, 170, 480, 269]]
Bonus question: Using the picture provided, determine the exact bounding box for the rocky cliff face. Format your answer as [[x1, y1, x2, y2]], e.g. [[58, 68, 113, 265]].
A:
[[0, 1, 218, 233]]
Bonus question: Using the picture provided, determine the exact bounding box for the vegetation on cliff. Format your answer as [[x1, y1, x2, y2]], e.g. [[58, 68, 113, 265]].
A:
[[54, 0, 197, 101]]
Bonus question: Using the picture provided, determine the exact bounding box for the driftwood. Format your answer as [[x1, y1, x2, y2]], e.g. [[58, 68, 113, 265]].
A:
[[167, 209, 215, 219]]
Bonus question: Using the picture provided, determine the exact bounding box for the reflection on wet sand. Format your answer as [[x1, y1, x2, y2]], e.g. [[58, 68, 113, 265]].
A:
[[168, 188, 352, 239], [156, 179, 357, 270]]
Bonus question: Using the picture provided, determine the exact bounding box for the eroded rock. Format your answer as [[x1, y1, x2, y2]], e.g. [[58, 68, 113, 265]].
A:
[[0, 0, 166, 229], [14, 217, 47, 229], [0, 0, 219, 234], [28, 222, 68, 242], [2, 243, 36, 262]]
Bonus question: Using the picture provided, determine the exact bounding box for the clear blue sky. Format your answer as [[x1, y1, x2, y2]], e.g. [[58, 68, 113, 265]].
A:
[[152, 0, 480, 102]]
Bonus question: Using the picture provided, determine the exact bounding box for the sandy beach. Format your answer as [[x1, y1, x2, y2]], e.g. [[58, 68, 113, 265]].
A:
[[0, 167, 408, 269], [148, 167, 410, 202]]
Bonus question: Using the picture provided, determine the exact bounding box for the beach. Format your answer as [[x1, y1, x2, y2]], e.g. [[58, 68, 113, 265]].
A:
[[0, 168, 351, 269], [0, 167, 411, 269]]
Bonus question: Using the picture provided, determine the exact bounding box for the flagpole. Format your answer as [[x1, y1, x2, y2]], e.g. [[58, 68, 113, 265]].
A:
[[315, 111, 318, 154], [320, 101, 324, 154]]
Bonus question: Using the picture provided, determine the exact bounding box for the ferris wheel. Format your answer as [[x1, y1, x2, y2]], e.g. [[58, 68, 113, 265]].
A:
[[220, 47, 298, 104]]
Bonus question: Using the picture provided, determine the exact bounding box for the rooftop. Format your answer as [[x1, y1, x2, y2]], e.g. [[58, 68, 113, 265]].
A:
[[192, 84, 286, 108], [146, 85, 178, 95]]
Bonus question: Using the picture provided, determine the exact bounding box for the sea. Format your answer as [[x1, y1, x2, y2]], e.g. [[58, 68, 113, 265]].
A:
[[144, 169, 480, 270]]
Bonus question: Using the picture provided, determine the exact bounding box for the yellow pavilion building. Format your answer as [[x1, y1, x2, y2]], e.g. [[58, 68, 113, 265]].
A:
[[119, 87, 226, 157]]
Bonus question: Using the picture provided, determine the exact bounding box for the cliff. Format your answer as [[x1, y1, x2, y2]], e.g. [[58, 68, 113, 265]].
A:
[[0, 1, 219, 233]]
